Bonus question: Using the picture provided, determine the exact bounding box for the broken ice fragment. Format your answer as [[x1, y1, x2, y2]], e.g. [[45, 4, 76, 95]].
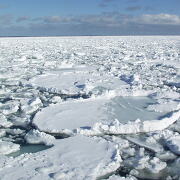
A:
[[0, 140, 20, 155], [25, 129, 55, 146], [166, 135, 180, 155], [0, 113, 12, 128]]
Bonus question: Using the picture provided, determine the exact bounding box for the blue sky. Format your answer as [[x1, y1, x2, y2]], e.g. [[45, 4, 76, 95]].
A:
[[0, 0, 180, 36]]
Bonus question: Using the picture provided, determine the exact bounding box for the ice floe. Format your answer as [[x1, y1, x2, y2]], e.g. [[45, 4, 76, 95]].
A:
[[28, 65, 128, 96], [33, 96, 166, 135], [0, 135, 121, 180]]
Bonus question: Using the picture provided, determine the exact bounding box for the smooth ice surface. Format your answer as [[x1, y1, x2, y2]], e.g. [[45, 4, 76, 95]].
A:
[[108, 96, 165, 123], [33, 98, 109, 133]]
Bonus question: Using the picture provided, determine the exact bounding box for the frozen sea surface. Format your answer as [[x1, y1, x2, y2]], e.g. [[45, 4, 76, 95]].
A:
[[0, 36, 180, 179]]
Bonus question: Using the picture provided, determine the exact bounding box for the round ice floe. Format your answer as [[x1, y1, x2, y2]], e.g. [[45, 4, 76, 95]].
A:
[[33, 96, 166, 135], [0, 140, 20, 155], [33, 98, 109, 134], [0, 135, 121, 180], [28, 66, 95, 94], [28, 65, 128, 95]]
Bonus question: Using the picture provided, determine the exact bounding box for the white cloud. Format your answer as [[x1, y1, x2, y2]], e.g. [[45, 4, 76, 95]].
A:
[[43, 16, 74, 24], [133, 14, 180, 25], [1, 13, 180, 36], [41, 13, 180, 26]]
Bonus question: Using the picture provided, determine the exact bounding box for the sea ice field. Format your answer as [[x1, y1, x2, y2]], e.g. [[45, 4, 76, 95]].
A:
[[0, 36, 180, 180]]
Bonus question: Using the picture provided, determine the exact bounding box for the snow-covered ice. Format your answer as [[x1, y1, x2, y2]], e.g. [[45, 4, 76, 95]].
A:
[[166, 135, 180, 155], [29, 65, 128, 95], [0, 140, 20, 155], [0, 36, 180, 179], [33, 97, 109, 134], [33, 96, 166, 135], [0, 135, 121, 180], [25, 129, 55, 146]]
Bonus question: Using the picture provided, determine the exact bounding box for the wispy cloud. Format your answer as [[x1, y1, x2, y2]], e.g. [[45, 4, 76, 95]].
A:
[[126, 6, 142, 11], [0, 14, 13, 25], [16, 16, 30, 23], [39, 13, 180, 26], [43, 16, 62, 23], [99, 0, 141, 8], [133, 14, 180, 25], [98, 0, 116, 8]]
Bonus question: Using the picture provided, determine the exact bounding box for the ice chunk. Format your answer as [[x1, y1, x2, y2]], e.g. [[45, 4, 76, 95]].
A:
[[170, 120, 180, 133], [0, 140, 20, 155], [6, 128, 25, 136], [20, 97, 42, 114], [0, 101, 19, 115], [126, 136, 163, 153], [50, 96, 62, 103], [168, 158, 180, 177], [25, 129, 55, 146], [9, 115, 30, 127], [0, 113, 12, 128], [166, 135, 180, 155], [156, 151, 177, 161], [0, 129, 6, 137], [124, 149, 167, 179], [146, 157, 167, 174]]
